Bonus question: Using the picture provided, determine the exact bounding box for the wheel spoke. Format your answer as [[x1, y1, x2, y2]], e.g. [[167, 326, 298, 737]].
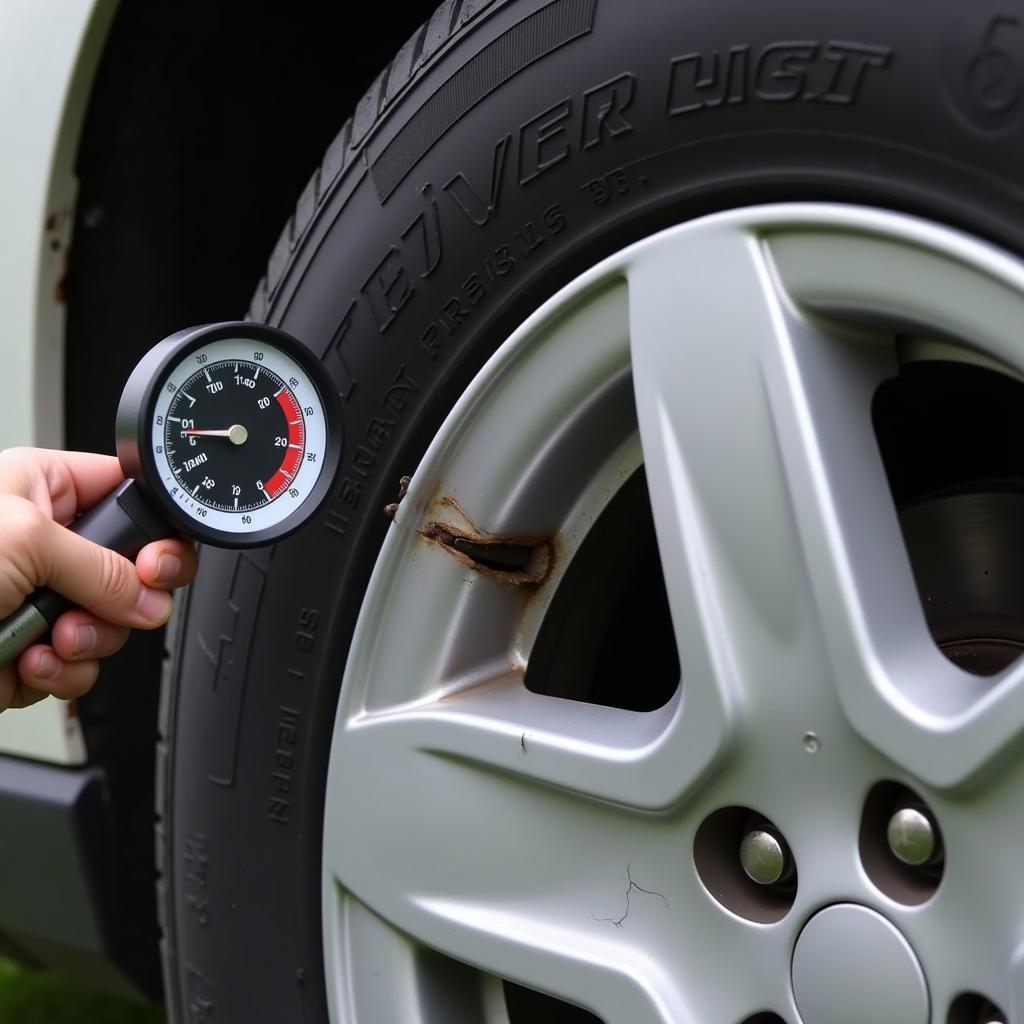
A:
[[765, 217, 1024, 785], [339, 484, 693, 808], [626, 221, 902, 776], [324, 893, 497, 1024], [323, 698, 772, 1024], [629, 212, 1024, 788]]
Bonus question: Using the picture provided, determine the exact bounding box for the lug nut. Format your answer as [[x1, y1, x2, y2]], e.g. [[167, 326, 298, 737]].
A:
[[739, 828, 788, 885], [886, 805, 937, 866]]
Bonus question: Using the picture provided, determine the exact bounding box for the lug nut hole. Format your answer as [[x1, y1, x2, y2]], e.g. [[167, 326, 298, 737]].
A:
[[860, 781, 943, 905], [948, 992, 1005, 1024], [694, 807, 796, 924]]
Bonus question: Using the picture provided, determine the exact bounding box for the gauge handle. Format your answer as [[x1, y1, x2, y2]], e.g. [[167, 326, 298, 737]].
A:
[[0, 479, 170, 670]]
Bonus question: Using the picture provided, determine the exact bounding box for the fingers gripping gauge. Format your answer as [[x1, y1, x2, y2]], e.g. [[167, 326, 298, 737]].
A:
[[0, 322, 342, 668]]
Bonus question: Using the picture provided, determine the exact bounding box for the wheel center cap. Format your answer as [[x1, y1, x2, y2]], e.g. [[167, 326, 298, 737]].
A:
[[792, 904, 929, 1024]]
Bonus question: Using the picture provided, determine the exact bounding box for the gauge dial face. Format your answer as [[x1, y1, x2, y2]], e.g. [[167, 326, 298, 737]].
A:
[[149, 337, 328, 535]]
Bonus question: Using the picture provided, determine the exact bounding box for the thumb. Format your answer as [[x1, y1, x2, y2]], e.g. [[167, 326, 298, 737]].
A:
[[3, 496, 173, 628]]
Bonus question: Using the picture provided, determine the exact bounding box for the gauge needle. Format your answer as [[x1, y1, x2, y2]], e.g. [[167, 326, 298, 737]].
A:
[[184, 424, 248, 445]]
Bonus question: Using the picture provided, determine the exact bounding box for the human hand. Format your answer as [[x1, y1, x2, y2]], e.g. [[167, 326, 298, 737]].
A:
[[0, 447, 198, 710]]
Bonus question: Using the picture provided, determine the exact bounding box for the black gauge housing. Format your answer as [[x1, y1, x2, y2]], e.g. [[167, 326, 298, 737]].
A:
[[115, 322, 342, 548]]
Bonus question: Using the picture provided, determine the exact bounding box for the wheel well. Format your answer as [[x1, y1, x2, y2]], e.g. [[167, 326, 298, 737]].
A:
[[63, 0, 431, 999]]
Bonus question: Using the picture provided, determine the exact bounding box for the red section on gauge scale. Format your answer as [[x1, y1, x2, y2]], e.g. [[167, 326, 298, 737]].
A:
[[264, 387, 304, 499]]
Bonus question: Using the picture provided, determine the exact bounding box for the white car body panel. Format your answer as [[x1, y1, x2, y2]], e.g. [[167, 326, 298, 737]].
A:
[[0, 0, 116, 763]]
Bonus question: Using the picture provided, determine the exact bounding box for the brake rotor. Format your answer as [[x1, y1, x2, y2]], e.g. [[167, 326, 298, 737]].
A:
[[900, 489, 1024, 676]]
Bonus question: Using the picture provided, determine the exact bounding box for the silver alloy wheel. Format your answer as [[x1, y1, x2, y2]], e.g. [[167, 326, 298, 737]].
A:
[[322, 204, 1024, 1023]]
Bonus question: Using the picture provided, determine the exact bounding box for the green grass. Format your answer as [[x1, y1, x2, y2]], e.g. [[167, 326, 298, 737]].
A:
[[0, 960, 165, 1024]]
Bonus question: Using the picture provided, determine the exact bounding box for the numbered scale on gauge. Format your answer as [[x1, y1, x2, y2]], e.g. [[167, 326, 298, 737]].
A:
[[153, 344, 327, 535], [129, 325, 338, 546]]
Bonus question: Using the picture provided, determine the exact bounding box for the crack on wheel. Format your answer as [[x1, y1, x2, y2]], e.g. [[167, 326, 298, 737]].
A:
[[592, 864, 668, 928]]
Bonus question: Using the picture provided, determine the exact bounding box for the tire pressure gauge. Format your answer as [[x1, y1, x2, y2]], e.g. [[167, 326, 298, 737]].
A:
[[117, 321, 339, 547], [0, 322, 341, 668]]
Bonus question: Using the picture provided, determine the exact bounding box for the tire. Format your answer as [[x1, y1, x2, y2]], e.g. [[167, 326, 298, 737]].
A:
[[157, 0, 1024, 1020]]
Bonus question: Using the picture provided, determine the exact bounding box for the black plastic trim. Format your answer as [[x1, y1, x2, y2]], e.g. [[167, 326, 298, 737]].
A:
[[0, 755, 145, 996]]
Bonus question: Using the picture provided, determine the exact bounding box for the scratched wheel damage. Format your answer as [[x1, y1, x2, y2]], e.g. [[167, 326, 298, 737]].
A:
[[320, 206, 1024, 1024], [386, 477, 557, 584], [420, 496, 555, 585]]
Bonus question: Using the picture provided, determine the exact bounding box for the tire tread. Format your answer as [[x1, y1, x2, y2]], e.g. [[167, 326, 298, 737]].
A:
[[244, 0, 505, 321]]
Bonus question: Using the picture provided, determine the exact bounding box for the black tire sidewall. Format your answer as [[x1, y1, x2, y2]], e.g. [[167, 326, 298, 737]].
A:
[[162, 1, 1024, 1019]]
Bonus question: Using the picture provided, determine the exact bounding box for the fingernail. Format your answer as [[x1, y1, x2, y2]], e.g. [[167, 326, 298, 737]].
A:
[[73, 624, 97, 656], [135, 586, 172, 624], [33, 651, 60, 680], [155, 553, 182, 584]]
